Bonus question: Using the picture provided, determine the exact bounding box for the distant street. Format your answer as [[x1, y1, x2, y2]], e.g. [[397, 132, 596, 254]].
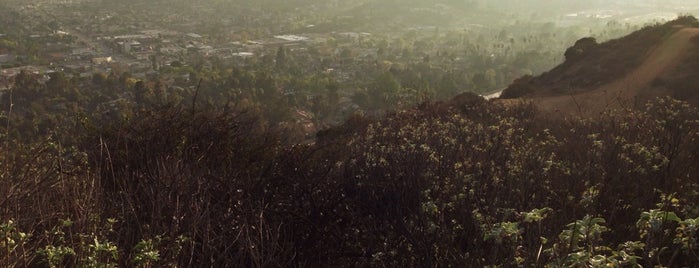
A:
[[63, 27, 137, 65], [38, 5, 137, 66]]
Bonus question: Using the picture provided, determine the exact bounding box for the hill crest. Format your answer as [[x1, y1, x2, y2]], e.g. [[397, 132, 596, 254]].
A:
[[499, 16, 699, 116]]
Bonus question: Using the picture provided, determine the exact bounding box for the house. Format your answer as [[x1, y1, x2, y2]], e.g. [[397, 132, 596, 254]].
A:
[[47, 52, 67, 61], [124, 41, 142, 53], [186, 33, 202, 39], [92, 56, 113, 65], [113, 34, 151, 41], [232, 52, 254, 58]]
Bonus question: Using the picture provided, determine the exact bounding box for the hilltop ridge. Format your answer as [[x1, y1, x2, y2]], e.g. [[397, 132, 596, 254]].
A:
[[499, 16, 699, 115]]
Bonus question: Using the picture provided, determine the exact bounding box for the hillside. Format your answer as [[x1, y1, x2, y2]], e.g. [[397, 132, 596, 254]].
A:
[[2, 7, 699, 268], [500, 16, 699, 115]]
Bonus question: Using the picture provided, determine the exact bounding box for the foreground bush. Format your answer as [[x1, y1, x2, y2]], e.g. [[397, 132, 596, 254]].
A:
[[1, 96, 698, 267]]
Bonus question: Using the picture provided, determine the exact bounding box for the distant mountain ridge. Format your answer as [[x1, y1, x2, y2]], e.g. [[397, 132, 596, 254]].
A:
[[499, 16, 699, 115]]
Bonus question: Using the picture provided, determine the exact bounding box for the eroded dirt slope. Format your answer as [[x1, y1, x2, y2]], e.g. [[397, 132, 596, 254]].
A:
[[530, 27, 699, 116]]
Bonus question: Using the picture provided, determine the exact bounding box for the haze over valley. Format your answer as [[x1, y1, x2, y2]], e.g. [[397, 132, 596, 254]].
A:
[[1, 1, 699, 267]]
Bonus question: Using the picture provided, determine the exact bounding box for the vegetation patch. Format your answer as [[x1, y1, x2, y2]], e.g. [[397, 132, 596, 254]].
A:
[[2, 91, 698, 266]]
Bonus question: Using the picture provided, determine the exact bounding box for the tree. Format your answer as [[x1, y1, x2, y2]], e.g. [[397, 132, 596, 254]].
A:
[[133, 80, 153, 106], [275, 45, 287, 70], [92, 73, 107, 86], [351, 89, 369, 109], [368, 71, 401, 110], [170, 60, 183, 68], [326, 81, 340, 108], [46, 72, 70, 95], [472, 73, 487, 91], [437, 73, 459, 99], [564, 37, 597, 62], [9, 70, 44, 106], [310, 94, 329, 122]]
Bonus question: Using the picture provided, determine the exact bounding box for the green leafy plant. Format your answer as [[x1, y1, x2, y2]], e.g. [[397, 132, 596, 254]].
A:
[[36, 219, 75, 268], [546, 215, 610, 267], [1, 220, 30, 267], [133, 236, 161, 268]]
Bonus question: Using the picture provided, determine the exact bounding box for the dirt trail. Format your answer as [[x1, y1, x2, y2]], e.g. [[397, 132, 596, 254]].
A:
[[529, 27, 699, 116]]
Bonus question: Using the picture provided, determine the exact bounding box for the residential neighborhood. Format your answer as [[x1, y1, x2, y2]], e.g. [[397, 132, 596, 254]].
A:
[[2, 0, 696, 128]]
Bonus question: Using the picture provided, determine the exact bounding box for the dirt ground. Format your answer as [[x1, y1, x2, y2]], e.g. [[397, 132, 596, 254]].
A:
[[515, 27, 699, 117]]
